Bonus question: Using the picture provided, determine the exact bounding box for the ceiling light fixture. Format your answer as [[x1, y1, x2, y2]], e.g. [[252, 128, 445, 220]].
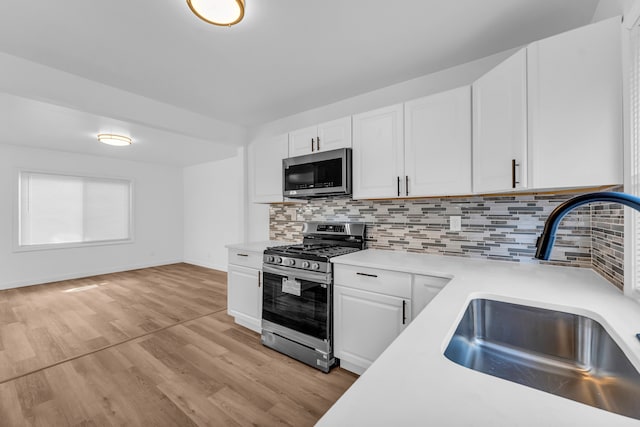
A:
[[186, 0, 245, 27], [97, 133, 132, 147]]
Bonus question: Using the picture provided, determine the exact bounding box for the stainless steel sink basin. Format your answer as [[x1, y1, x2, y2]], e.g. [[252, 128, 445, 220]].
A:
[[444, 299, 640, 420]]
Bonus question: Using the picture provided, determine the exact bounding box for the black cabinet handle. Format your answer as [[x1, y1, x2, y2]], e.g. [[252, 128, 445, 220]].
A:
[[237, 253, 249, 257], [316, 136, 320, 151], [356, 272, 378, 278], [405, 176, 409, 196], [511, 159, 520, 189], [402, 300, 407, 325], [311, 138, 315, 152], [397, 176, 400, 196], [258, 271, 261, 288]]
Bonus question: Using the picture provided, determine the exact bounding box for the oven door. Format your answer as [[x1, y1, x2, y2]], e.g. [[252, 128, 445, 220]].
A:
[[262, 264, 331, 343]]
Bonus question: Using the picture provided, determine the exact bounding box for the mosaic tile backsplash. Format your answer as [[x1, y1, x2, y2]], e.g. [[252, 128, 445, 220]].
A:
[[269, 190, 625, 290]]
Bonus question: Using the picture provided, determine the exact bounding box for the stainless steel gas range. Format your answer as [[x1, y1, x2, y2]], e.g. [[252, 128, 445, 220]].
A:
[[261, 222, 366, 373]]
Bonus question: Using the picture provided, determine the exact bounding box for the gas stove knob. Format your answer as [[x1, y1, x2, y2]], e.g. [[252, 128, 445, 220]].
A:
[[266, 255, 274, 262], [302, 261, 310, 269], [311, 263, 320, 270], [287, 259, 296, 266], [275, 257, 282, 264]]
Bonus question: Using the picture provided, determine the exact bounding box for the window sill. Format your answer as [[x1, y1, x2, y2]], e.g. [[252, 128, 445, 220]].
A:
[[13, 238, 134, 253]]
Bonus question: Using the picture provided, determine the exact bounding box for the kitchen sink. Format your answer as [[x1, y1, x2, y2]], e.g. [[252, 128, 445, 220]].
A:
[[444, 298, 640, 420]]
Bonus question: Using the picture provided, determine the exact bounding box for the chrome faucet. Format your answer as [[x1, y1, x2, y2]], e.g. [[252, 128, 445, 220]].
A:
[[535, 191, 640, 260]]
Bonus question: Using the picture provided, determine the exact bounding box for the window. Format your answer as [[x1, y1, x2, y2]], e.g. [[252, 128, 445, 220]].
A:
[[626, 10, 640, 297], [18, 171, 132, 249]]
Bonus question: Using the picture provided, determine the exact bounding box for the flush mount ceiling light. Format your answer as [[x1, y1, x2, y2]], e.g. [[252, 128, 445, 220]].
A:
[[97, 134, 132, 147], [186, 0, 245, 27]]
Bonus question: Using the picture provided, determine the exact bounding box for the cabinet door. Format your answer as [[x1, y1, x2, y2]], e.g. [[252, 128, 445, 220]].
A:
[[334, 285, 410, 374], [352, 104, 404, 199], [227, 264, 262, 333], [404, 86, 472, 197], [317, 117, 352, 152], [527, 17, 622, 189], [288, 126, 318, 157], [248, 134, 288, 203], [473, 49, 527, 193]]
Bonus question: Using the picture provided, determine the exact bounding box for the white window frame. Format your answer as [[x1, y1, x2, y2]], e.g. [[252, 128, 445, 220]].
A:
[[624, 5, 640, 300], [14, 169, 135, 252]]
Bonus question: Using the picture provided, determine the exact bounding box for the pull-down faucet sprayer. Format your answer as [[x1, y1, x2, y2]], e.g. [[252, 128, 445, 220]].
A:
[[535, 191, 640, 260]]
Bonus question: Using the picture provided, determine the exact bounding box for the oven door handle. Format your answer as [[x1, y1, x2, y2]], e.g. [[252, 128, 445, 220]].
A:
[[262, 264, 332, 285]]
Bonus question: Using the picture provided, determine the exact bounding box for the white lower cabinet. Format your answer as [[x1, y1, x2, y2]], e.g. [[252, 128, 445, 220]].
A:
[[333, 264, 449, 374], [333, 265, 412, 374], [227, 249, 263, 333], [334, 285, 410, 375]]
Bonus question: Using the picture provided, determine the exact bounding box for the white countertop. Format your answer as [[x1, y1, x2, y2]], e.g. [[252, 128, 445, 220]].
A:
[[319, 249, 640, 426], [225, 240, 290, 253]]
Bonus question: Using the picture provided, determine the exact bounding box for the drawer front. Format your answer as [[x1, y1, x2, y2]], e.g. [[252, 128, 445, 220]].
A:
[[334, 264, 411, 298], [228, 249, 262, 270]]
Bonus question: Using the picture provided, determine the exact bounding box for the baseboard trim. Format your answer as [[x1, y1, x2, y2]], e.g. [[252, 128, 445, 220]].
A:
[[0, 258, 183, 291], [183, 258, 227, 272]]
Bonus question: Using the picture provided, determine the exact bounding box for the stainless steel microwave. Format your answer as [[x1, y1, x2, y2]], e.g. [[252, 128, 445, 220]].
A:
[[283, 148, 352, 198]]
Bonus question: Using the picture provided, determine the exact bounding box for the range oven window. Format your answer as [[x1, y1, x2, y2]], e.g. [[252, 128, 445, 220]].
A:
[[262, 272, 328, 340], [284, 158, 343, 191]]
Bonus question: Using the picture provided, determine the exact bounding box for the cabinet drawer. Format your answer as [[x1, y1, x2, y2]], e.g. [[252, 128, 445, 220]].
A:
[[334, 264, 411, 298], [228, 249, 262, 270]]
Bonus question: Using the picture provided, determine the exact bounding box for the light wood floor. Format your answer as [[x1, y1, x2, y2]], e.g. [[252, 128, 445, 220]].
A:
[[0, 264, 357, 426]]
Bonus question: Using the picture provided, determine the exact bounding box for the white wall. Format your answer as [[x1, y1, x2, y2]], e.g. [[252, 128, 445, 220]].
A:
[[0, 144, 184, 290], [245, 49, 517, 242], [183, 148, 245, 271], [592, 0, 637, 22], [247, 203, 270, 242]]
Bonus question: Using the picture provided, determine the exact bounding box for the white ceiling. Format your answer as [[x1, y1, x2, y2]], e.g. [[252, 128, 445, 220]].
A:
[[0, 93, 238, 166], [0, 0, 603, 128]]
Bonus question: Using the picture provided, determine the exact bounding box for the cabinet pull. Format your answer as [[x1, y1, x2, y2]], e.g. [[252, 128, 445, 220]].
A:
[[405, 176, 409, 196], [397, 176, 400, 197], [511, 159, 520, 189], [316, 136, 320, 151], [258, 271, 261, 288], [402, 300, 407, 325], [356, 272, 378, 278], [311, 138, 315, 152], [237, 253, 249, 257]]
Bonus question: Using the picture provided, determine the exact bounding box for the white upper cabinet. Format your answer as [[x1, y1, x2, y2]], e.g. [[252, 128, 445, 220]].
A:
[[404, 86, 472, 197], [248, 133, 289, 203], [352, 104, 405, 199], [527, 17, 623, 189], [318, 117, 352, 152], [288, 126, 318, 157], [472, 49, 528, 194], [353, 88, 472, 200], [288, 116, 352, 157]]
